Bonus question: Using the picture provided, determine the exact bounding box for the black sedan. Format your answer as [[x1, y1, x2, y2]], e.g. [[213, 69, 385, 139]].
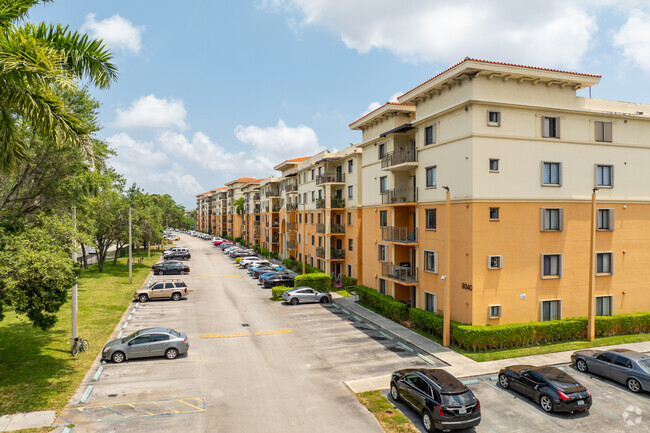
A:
[[571, 348, 650, 393], [262, 273, 295, 288], [498, 365, 591, 413], [152, 261, 190, 275], [163, 251, 190, 260], [390, 368, 480, 432]]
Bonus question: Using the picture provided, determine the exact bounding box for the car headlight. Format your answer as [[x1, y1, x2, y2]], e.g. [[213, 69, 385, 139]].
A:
[[103, 346, 111, 353]]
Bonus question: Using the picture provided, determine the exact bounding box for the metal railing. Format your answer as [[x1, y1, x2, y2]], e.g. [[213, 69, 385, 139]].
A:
[[285, 183, 298, 192], [381, 262, 418, 283], [265, 189, 280, 198], [286, 203, 298, 211], [331, 197, 345, 209], [287, 241, 298, 250], [331, 224, 345, 234], [272, 205, 281, 212], [316, 223, 326, 234], [287, 222, 298, 231], [315, 199, 326, 209], [316, 172, 345, 185], [381, 187, 417, 204], [316, 247, 326, 258], [330, 248, 345, 259], [381, 147, 417, 169], [381, 226, 418, 243]]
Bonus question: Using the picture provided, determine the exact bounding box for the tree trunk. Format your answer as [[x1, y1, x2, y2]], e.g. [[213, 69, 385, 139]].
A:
[[147, 242, 150, 260], [112, 241, 122, 266], [80, 243, 88, 269]]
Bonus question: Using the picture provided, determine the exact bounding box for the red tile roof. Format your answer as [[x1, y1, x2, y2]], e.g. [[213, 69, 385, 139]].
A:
[[233, 177, 262, 183], [348, 102, 416, 127], [288, 156, 311, 163]]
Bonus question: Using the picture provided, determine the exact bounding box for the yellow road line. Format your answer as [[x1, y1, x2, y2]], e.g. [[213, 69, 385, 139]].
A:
[[192, 276, 217, 279], [151, 401, 179, 414], [128, 403, 154, 416], [177, 399, 204, 411], [200, 332, 250, 339], [223, 275, 243, 278], [254, 329, 293, 336]]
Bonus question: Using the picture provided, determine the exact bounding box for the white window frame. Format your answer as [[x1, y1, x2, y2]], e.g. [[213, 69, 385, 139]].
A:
[[424, 124, 435, 145], [542, 116, 560, 138], [378, 278, 386, 295], [595, 295, 614, 316], [487, 111, 501, 127], [597, 208, 614, 231], [348, 185, 353, 199], [488, 304, 502, 319], [348, 239, 353, 251], [347, 264, 353, 277], [347, 211, 353, 226], [541, 162, 562, 186], [596, 251, 614, 276], [541, 254, 563, 279], [379, 176, 387, 193], [425, 166, 437, 188], [348, 160, 353, 173], [423, 250, 438, 273], [540, 208, 564, 231], [540, 299, 562, 321], [488, 255, 503, 269], [489, 158, 499, 172], [595, 164, 614, 188], [425, 209, 437, 230], [423, 292, 437, 313], [378, 244, 387, 261], [594, 121, 612, 143]]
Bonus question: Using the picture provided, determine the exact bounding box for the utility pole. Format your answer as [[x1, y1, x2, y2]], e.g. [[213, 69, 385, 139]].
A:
[[302, 203, 306, 275], [587, 188, 598, 341], [71, 200, 78, 340], [129, 200, 133, 285], [442, 187, 451, 347]]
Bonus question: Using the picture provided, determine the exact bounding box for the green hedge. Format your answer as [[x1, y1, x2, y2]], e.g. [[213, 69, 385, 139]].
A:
[[282, 258, 319, 275], [356, 285, 408, 322], [294, 273, 332, 292], [406, 308, 650, 351], [341, 275, 357, 287], [271, 285, 292, 300]]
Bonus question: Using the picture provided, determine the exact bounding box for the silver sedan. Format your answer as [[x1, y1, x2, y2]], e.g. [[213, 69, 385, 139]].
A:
[[282, 287, 332, 305], [571, 348, 650, 393], [101, 328, 189, 363]]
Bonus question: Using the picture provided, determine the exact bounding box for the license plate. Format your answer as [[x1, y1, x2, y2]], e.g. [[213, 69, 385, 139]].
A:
[[458, 408, 467, 414], [577, 400, 584, 406]]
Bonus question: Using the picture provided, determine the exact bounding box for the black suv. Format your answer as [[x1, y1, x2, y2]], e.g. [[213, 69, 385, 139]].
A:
[[390, 368, 481, 432], [262, 273, 295, 288], [151, 261, 190, 275]]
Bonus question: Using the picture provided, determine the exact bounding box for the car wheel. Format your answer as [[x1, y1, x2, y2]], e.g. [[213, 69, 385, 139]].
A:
[[290, 297, 299, 305], [138, 294, 148, 303], [156, 270, 162, 275], [172, 292, 181, 301], [181, 270, 188, 275], [165, 348, 179, 359], [540, 395, 553, 413], [320, 296, 329, 304], [627, 378, 642, 393], [422, 409, 434, 433], [499, 373, 510, 389], [390, 383, 400, 402], [112, 351, 125, 363], [575, 359, 588, 373]]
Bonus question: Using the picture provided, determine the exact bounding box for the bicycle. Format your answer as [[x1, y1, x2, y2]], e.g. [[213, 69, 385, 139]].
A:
[[70, 337, 90, 356]]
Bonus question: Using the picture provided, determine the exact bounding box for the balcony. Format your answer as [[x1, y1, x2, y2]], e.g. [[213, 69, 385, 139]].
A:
[[284, 183, 298, 193], [381, 226, 418, 243], [287, 222, 298, 231], [315, 198, 326, 209], [316, 247, 326, 259], [381, 147, 418, 171], [316, 172, 345, 185], [381, 262, 418, 284], [266, 235, 279, 243], [331, 197, 345, 209], [287, 241, 298, 250], [253, 220, 260, 227], [330, 224, 345, 234], [265, 189, 280, 198], [228, 218, 233, 223], [330, 248, 345, 260], [286, 203, 298, 211], [381, 187, 418, 205], [228, 191, 233, 198], [272, 204, 281, 212], [316, 223, 326, 234], [253, 193, 260, 201]]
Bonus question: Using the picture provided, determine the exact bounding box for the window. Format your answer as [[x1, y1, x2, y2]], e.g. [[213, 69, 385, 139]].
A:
[[303, 172, 306, 182], [596, 295, 613, 316], [378, 142, 386, 159], [379, 176, 387, 193], [487, 111, 501, 126], [347, 264, 353, 277], [317, 259, 321, 270], [541, 208, 563, 231], [152, 283, 164, 290], [425, 125, 435, 145], [426, 209, 437, 229], [348, 160, 353, 173], [489, 207, 499, 220], [379, 210, 387, 227], [347, 211, 353, 226], [318, 236, 322, 247], [311, 169, 315, 180], [348, 186, 353, 199], [542, 162, 561, 186], [541, 299, 561, 321], [596, 353, 617, 363], [488, 305, 502, 319], [542, 254, 562, 278], [297, 233, 301, 243], [379, 278, 386, 294], [151, 334, 169, 342], [310, 213, 314, 224], [299, 214, 302, 223], [348, 239, 353, 251], [303, 192, 307, 203], [424, 251, 438, 273], [378, 244, 386, 261], [318, 189, 323, 199], [425, 293, 437, 313], [542, 116, 560, 138], [596, 165, 613, 187], [299, 253, 302, 262], [317, 213, 322, 224], [488, 255, 502, 269], [597, 209, 614, 231], [318, 166, 322, 176], [311, 235, 314, 245], [425, 166, 437, 188], [311, 191, 315, 202], [489, 158, 499, 172], [596, 252, 613, 275], [595, 121, 612, 142]]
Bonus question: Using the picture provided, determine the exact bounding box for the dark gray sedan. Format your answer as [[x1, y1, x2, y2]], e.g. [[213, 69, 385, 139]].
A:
[[101, 328, 189, 363], [571, 348, 650, 393]]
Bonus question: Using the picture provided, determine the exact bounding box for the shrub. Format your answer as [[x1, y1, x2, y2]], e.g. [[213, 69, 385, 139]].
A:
[[271, 285, 292, 300], [253, 245, 261, 253], [294, 273, 332, 292], [356, 285, 407, 322], [235, 257, 242, 264], [341, 275, 357, 287], [270, 251, 279, 260], [262, 247, 269, 258], [283, 258, 295, 269]]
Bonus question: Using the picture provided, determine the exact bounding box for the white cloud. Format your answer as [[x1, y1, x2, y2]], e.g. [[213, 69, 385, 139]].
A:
[[234, 120, 322, 161], [613, 9, 650, 74], [262, 0, 598, 69], [114, 94, 188, 130], [361, 101, 382, 117], [81, 13, 144, 54]]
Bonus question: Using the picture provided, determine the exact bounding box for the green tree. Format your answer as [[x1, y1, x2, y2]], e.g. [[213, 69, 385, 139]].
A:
[[0, 0, 118, 171]]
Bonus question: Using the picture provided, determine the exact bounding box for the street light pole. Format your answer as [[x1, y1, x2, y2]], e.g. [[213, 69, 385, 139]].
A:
[[302, 203, 306, 275], [587, 188, 598, 341], [71, 200, 78, 340], [129, 200, 133, 285], [442, 187, 451, 347]]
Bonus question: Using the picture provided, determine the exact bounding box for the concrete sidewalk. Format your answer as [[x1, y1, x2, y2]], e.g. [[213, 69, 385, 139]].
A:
[[335, 296, 650, 393]]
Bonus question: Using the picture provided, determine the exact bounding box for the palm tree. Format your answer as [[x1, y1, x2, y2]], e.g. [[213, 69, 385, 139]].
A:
[[233, 197, 244, 243], [0, 0, 118, 171]]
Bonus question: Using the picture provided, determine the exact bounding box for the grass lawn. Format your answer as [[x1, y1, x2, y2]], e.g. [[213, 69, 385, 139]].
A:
[[0, 251, 161, 415], [356, 390, 419, 433], [334, 289, 353, 297]]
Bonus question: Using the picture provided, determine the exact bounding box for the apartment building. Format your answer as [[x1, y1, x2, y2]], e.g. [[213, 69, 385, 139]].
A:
[[195, 191, 211, 233], [273, 157, 310, 259], [241, 180, 261, 246], [350, 58, 650, 325]]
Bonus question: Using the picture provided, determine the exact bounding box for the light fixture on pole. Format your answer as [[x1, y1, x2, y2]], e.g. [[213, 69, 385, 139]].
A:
[[587, 187, 598, 341], [442, 186, 451, 347]]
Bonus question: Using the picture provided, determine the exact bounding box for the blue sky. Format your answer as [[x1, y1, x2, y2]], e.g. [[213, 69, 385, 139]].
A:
[[31, 1, 650, 208]]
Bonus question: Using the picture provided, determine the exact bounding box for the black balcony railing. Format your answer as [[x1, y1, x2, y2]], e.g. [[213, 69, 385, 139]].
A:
[[315, 198, 326, 209], [381, 226, 418, 243], [286, 203, 298, 211], [316, 172, 345, 185], [316, 247, 326, 258], [253, 194, 260, 201], [253, 220, 260, 226], [285, 183, 298, 193], [381, 187, 418, 204], [316, 223, 326, 234], [381, 261, 418, 283], [381, 147, 418, 169], [287, 222, 298, 231], [330, 248, 345, 259], [265, 189, 280, 198], [287, 241, 298, 250], [272, 204, 281, 212], [330, 224, 345, 234], [331, 197, 345, 209]]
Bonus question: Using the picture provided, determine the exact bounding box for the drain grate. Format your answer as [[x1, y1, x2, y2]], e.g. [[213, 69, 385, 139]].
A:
[[107, 394, 117, 397], [241, 323, 250, 327]]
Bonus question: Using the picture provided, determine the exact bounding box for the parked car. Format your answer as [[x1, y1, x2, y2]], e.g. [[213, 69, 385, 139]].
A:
[[242, 259, 270, 269], [230, 250, 254, 259], [251, 266, 285, 278], [152, 261, 190, 275], [101, 327, 189, 363], [281, 286, 331, 304], [390, 368, 481, 433], [134, 280, 188, 302], [498, 365, 591, 413], [571, 348, 650, 393], [87, 247, 97, 254], [163, 249, 191, 260], [262, 273, 295, 288], [239, 256, 262, 267]]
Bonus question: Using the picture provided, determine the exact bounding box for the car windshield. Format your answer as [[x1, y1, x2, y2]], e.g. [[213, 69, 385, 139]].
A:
[[638, 359, 650, 372], [441, 391, 475, 406], [168, 329, 180, 337]]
